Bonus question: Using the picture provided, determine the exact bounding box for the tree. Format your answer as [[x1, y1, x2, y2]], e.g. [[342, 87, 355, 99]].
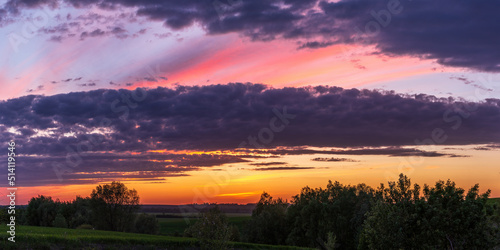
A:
[[247, 192, 289, 245], [184, 205, 232, 250], [359, 174, 497, 249], [26, 195, 58, 227], [89, 181, 140, 231], [286, 182, 375, 249], [52, 213, 68, 228], [69, 196, 92, 228]]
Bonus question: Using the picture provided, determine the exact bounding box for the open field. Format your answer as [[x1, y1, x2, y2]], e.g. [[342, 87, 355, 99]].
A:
[[157, 215, 252, 236], [0, 225, 310, 249]]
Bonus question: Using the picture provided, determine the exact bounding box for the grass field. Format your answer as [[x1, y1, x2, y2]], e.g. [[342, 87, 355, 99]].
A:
[[157, 215, 252, 237], [0, 225, 310, 249]]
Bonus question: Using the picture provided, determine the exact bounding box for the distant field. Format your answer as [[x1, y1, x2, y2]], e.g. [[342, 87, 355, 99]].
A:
[[150, 212, 251, 218], [0, 225, 309, 249], [157, 215, 252, 237]]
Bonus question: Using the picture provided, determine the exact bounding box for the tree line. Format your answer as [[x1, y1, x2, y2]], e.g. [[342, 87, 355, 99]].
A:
[[1, 175, 499, 249], [0, 182, 159, 234], [186, 174, 500, 249]]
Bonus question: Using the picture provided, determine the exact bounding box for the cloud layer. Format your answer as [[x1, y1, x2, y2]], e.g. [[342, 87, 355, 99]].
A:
[[2, 83, 500, 154], [3, 0, 500, 71], [1, 83, 499, 186]]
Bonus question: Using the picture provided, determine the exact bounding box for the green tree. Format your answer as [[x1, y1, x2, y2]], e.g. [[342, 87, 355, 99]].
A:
[[52, 213, 68, 228], [89, 181, 140, 231], [69, 196, 92, 228], [184, 205, 232, 250], [359, 174, 497, 249], [26, 195, 58, 227], [287, 182, 375, 249], [247, 192, 288, 245]]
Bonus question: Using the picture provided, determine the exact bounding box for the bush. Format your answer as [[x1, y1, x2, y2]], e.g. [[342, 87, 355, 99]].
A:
[[134, 213, 160, 234], [52, 213, 68, 228], [247, 192, 288, 245], [184, 206, 232, 250]]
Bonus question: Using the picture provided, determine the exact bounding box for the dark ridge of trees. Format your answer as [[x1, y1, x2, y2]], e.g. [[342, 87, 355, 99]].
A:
[[246, 174, 500, 249], [2, 175, 499, 249], [6, 181, 159, 235]]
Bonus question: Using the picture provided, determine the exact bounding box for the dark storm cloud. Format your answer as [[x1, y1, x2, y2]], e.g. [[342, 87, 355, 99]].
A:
[[2, 83, 500, 156], [312, 157, 359, 162], [256, 147, 468, 158], [1, 83, 499, 185], [80, 28, 105, 39], [3, 0, 499, 70], [3, 0, 58, 14], [6, 153, 250, 186], [298, 41, 336, 50], [249, 162, 287, 166], [254, 166, 315, 171], [26, 0, 490, 71]]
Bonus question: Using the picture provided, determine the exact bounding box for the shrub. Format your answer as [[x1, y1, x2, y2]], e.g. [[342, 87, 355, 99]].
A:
[[184, 206, 232, 250], [134, 213, 160, 234], [52, 213, 68, 228]]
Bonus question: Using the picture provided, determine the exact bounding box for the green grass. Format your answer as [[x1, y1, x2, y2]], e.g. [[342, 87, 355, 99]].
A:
[[0, 225, 309, 249], [158, 215, 252, 237]]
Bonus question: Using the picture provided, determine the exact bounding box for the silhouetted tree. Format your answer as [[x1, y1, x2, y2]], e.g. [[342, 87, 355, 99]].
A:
[[286, 182, 375, 249], [184, 205, 233, 249], [68, 196, 92, 228], [359, 174, 497, 249], [26, 195, 58, 227], [89, 181, 139, 231], [247, 192, 288, 245]]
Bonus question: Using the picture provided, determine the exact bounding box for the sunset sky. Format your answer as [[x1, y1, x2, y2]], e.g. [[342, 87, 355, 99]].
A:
[[1, 0, 499, 205]]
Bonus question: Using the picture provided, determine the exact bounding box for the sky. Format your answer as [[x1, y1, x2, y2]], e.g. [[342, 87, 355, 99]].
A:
[[0, 0, 499, 205]]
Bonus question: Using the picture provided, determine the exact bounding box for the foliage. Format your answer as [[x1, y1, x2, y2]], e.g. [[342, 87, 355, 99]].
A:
[[134, 213, 160, 234], [184, 205, 233, 249], [89, 181, 140, 232], [68, 196, 92, 228], [52, 213, 68, 228], [358, 174, 497, 249], [247, 192, 289, 245], [26, 195, 58, 227], [285, 182, 375, 249]]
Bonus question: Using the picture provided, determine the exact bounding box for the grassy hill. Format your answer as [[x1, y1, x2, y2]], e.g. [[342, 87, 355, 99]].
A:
[[0, 225, 308, 249]]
